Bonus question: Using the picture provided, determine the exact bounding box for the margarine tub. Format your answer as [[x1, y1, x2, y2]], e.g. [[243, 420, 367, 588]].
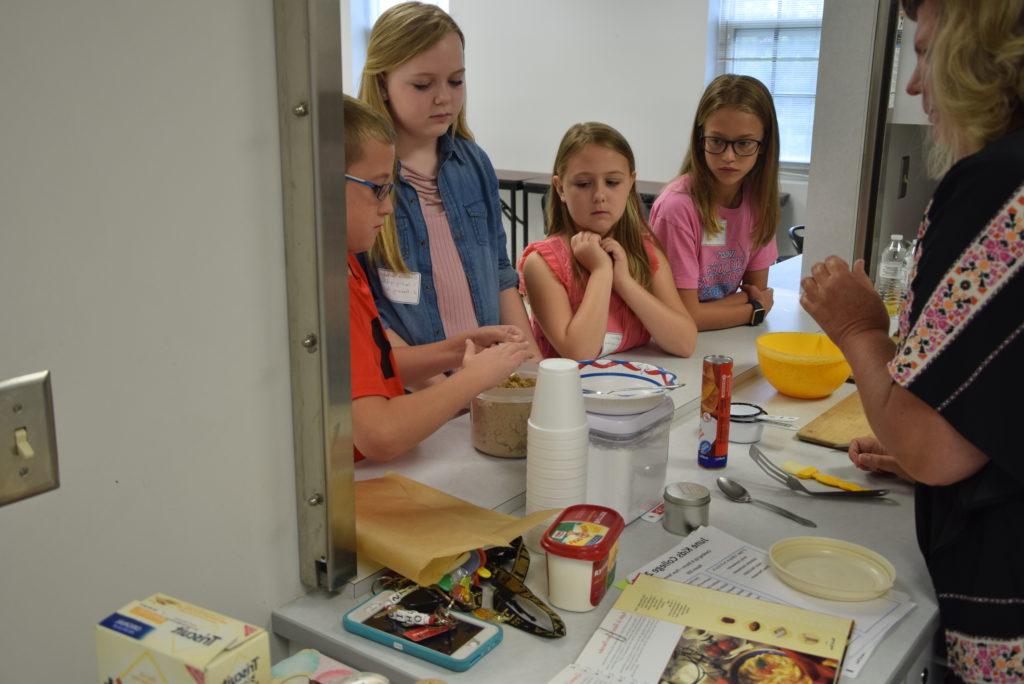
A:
[[541, 504, 624, 612]]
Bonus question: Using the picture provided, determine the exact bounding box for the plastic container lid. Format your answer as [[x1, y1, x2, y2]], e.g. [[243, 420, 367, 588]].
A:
[[663, 482, 710, 506], [768, 536, 896, 601], [541, 504, 624, 562], [475, 366, 537, 403], [586, 396, 673, 438]]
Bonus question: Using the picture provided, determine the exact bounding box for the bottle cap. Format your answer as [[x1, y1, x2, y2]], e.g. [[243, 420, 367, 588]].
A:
[[891, 234, 903, 240]]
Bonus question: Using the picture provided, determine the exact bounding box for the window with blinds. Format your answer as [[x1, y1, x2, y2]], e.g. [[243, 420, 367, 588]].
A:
[[715, 0, 825, 166]]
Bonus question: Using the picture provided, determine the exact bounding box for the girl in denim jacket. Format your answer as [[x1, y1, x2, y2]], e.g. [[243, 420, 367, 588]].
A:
[[519, 123, 697, 360], [357, 2, 540, 364]]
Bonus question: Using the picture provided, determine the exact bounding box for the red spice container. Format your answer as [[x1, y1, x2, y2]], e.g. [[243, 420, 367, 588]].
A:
[[698, 355, 733, 468]]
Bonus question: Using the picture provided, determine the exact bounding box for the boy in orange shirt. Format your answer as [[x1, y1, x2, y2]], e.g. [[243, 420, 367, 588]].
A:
[[344, 95, 530, 461]]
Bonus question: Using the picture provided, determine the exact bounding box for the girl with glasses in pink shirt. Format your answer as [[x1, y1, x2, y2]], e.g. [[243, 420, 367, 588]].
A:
[[649, 75, 782, 330]]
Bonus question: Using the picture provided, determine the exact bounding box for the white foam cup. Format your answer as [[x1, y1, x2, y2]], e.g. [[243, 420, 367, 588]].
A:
[[527, 471, 588, 491], [527, 464, 588, 481], [529, 359, 587, 431], [526, 420, 589, 442]]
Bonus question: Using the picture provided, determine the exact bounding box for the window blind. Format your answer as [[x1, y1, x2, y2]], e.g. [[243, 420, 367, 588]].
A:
[[716, 0, 825, 165]]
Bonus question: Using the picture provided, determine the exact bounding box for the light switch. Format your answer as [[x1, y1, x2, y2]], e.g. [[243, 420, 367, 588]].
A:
[[1, 371, 59, 507], [15, 427, 34, 459]]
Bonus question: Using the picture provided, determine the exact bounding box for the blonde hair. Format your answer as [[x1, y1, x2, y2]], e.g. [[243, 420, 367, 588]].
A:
[[676, 74, 780, 248], [546, 122, 658, 291], [902, 0, 1024, 176], [359, 2, 473, 271], [343, 94, 396, 169]]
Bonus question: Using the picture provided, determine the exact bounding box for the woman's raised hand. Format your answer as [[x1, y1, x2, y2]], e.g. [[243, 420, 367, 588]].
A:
[[571, 231, 611, 274], [801, 256, 889, 349]]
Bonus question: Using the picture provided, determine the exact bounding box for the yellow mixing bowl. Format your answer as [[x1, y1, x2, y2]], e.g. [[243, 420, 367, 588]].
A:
[[756, 332, 851, 399]]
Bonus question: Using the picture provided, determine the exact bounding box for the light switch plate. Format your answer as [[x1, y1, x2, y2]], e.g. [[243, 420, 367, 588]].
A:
[[0, 371, 60, 507]]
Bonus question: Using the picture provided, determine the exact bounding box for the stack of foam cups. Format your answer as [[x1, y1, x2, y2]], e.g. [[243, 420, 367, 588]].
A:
[[524, 358, 590, 553]]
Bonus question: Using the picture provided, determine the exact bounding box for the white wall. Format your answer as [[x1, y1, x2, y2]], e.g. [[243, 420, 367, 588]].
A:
[[450, 0, 807, 255], [452, 0, 709, 183], [0, 2, 302, 680]]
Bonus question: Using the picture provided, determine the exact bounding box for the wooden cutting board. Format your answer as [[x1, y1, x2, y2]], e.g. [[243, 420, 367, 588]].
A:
[[796, 391, 873, 450]]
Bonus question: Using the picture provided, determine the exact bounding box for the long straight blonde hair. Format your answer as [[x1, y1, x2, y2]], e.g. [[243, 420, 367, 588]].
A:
[[677, 74, 780, 249], [902, 0, 1024, 176], [358, 2, 473, 271], [546, 122, 658, 291]]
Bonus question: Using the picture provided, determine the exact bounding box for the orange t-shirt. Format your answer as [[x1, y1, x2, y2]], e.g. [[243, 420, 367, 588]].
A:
[[349, 253, 405, 461]]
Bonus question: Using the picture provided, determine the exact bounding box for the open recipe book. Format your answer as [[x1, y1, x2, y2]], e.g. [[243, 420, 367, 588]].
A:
[[549, 526, 915, 683], [551, 573, 852, 684]]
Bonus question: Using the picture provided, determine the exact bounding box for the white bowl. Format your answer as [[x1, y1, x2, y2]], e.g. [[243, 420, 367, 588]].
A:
[[579, 360, 679, 416]]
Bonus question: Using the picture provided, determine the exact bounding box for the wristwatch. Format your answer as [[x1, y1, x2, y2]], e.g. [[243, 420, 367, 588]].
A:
[[749, 300, 766, 326]]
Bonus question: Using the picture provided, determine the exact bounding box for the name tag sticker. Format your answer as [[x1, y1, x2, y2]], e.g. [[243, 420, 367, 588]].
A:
[[378, 269, 421, 305], [702, 219, 728, 247], [600, 332, 623, 357]]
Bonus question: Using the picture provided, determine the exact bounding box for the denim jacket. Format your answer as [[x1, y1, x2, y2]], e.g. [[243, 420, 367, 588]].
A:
[[360, 134, 517, 345]]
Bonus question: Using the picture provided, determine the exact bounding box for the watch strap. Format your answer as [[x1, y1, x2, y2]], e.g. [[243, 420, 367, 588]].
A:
[[749, 300, 765, 325]]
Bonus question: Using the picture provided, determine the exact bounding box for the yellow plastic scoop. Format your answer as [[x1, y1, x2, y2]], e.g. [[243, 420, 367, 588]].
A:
[[781, 460, 867, 492]]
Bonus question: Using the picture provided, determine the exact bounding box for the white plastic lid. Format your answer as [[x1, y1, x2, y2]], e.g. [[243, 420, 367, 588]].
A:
[[891, 234, 903, 241], [586, 396, 673, 437], [768, 536, 896, 601]]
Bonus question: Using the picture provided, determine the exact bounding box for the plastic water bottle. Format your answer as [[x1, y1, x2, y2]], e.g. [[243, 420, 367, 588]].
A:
[[877, 235, 908, 316], [904, 238, 918, 289]]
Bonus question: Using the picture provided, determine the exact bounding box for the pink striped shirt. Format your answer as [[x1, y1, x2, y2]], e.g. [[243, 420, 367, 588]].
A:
[[401, 165, 478, 338]]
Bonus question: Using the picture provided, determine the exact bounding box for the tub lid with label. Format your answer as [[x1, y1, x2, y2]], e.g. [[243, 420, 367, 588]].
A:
[[586, 396, 673, 438], [664, 482, 711, 506], [540, 504, 625, 561]]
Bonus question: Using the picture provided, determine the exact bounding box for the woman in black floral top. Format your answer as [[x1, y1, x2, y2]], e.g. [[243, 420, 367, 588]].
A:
[[802, 1, 1023, 681]]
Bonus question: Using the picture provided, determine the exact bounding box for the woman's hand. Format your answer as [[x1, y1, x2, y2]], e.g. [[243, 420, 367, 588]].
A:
[[460, 340, 532, 388], [600, 237, 631, 288], [801, 256, 889, 349], [571, 231, 611, 274], [741, 283, 775, 313], [848, 435, 914, 482]]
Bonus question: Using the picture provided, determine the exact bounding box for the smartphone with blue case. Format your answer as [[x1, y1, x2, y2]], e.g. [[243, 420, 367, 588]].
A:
[[342, 590, 502, 672]]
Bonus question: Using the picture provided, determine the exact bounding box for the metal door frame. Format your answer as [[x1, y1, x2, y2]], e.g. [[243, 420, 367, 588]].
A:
[[274, 0, 355, 591]]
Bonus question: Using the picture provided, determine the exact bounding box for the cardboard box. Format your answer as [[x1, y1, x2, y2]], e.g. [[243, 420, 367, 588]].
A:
[[96, 594, 270, 684]]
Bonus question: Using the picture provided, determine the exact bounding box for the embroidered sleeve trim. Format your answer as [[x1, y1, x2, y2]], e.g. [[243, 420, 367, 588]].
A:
[[945, 629, 1024, 682], [888, 185, 1024, 388]]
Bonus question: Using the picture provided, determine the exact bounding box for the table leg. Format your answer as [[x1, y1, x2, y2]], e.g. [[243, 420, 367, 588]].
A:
[[522, 188, 530, 255], [509, 187, 518, 264]]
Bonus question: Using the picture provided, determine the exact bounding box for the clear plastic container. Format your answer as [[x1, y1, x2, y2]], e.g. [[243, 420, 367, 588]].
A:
[[470, 370, 536, 458], [585, 397, 673, 523]]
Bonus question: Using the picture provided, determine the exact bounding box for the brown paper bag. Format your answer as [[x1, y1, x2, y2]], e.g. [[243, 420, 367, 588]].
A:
[[355, 473, 559, 586]]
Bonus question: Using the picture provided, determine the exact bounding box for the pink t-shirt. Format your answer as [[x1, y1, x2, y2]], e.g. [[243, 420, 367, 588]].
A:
[[401, 165, 479, 338], [517, 235, 660, 359], [649, 175, 778, 302]]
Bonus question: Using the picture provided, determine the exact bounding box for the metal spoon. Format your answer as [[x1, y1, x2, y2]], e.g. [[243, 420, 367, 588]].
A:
[[717, 476, 817, 527], [582, 383, 684, 396]]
